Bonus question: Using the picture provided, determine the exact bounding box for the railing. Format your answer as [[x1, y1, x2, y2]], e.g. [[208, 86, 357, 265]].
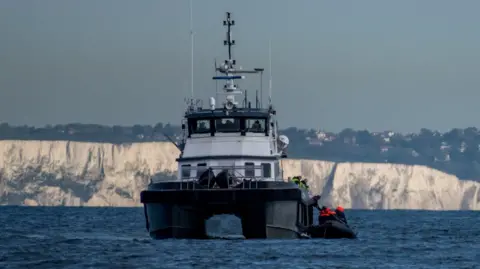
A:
[[151, 165, 280, 190]]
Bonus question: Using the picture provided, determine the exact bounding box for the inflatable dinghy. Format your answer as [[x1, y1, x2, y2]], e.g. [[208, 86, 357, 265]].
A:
[[305, 220, 357, 239]]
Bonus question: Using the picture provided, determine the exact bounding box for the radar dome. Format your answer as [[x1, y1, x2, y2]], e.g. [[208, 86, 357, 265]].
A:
[[278, 135, 289, 149]]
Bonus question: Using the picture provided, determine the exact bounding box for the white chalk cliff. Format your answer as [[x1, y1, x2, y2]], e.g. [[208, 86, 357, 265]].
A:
[[0, 140, 478, 210]]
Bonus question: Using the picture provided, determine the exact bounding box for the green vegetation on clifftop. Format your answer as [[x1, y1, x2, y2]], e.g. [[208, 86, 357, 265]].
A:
[[1, 123, 479, 180]]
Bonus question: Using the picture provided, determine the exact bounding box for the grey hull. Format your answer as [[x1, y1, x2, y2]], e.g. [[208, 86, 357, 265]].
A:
[[141, 181, 314, 239]]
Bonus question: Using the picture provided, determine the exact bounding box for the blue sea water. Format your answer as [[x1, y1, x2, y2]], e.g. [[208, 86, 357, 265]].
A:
[[0, 207, 479, 269]]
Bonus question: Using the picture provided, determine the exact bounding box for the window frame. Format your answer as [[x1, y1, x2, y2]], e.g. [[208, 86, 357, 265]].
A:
[[188, 119, 212, 135], [197, 163, 207, 176], [261, 162, 272, 178], [215, 118, 241, 133], [244, 162, 255, 177], [246, 118, 267, 133], [181, 164, 191, 179]]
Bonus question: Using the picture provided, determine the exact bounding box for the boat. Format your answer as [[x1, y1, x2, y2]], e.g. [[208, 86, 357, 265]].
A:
[[140, 11, 319, 239], [304, 220, 357, 239]]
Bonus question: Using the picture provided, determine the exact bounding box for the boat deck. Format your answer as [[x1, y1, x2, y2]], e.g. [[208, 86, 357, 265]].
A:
[[141, 181, 301, 205]]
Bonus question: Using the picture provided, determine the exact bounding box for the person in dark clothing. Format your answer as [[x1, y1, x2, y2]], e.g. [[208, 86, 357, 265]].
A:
[[335, 206, 348, 224], [307, 195, 321, 211], [300, 178, 309, 190]]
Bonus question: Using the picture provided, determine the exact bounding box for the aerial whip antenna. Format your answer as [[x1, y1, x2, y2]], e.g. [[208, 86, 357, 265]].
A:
[[214, 58, 218, 97], [189, 0, 194, 98], [268, 39, 272, 105], [268, 2, 273, 105]]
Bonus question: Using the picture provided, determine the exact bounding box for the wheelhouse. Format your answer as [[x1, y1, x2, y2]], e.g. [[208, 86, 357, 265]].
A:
[[185, 108, 271, 137]]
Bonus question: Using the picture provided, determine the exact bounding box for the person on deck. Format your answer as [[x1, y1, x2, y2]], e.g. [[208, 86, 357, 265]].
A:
[[335, 206, 348, 224], [292, 176, 306, 189], [292, 176, 308, 190], [300, 178, 309, 190], [308, 195, 321, 210]]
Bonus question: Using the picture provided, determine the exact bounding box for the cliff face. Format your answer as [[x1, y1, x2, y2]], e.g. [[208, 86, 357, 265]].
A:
[[0, 140, 178, 207], [0, 140, 478, 210]]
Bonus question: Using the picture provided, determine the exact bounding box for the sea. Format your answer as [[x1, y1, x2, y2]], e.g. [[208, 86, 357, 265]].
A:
[[0, 207, 479, 269]]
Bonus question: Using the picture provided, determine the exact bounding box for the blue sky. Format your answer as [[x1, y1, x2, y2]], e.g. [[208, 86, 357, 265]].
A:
[[1, 0, 479, 133]]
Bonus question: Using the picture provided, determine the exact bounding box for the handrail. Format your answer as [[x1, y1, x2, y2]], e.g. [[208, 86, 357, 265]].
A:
[[151, 164, 277, 190], [180, 165, 266, 170], [149, 164, 286, 190]]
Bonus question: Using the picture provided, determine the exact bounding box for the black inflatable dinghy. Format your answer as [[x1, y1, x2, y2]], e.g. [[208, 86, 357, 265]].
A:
[[305, 220, 357, 239]]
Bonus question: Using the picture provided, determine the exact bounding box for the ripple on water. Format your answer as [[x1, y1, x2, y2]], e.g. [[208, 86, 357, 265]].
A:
[[0, 207, 479, 269]]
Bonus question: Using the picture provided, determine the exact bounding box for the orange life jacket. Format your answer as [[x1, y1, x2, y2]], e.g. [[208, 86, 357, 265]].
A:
[[320, 209, 328, 216], [320, 208, 337, 216], [320, 208, 335, 216]]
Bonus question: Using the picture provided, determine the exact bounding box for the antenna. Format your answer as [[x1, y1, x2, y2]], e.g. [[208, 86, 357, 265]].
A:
[[268, 31, 272, 105], [268, 1, 273, 105], [214, 58, 218, 99], [189, 0, 194, 98], [254, 68, 264, 108], [224, 12, 235, 61]]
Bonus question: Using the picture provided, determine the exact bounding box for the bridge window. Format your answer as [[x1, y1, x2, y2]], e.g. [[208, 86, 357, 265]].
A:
[[215, 118, 240, 132], [190, 119, 211, 134], [181, 164, 191, 179], [246, 119, 266, 133], [261, 163, 271, 178], [245, 162, 255, 177], [197, 163, 207, 176]]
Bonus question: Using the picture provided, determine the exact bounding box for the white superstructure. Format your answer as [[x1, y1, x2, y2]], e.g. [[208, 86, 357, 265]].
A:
[[173, 12, 289, 183]]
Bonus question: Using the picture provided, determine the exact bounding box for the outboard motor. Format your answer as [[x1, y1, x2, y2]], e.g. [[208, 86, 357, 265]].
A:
[[197, 168, 216, 188], [215, 169, 236, 188]]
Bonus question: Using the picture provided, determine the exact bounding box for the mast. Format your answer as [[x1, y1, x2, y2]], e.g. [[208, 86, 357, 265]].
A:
[[224, 12, 234, 61], [220, 12, 240, 110], [212, 12, 262, 111]]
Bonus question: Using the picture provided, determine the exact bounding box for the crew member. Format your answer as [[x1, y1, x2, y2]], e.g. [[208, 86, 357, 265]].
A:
[[292, 176, 311, 192], [251, 120, 262, 131], [335, 206, 348, 224], [309, 195, 321, 210], [291, 176, 301, 185], [300, 178, 309, 190]]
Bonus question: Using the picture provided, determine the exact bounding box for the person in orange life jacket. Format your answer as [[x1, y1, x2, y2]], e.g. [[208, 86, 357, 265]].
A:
[[318, 206, 336, 224], [335, 206, 348, 224]]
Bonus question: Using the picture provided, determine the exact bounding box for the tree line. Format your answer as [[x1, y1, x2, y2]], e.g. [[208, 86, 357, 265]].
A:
[[1, 122, 479, 180], [0, 122, 179, 144]]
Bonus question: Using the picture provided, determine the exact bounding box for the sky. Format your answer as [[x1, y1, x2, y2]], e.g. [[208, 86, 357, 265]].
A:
[[1, 0, 480, 133]]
